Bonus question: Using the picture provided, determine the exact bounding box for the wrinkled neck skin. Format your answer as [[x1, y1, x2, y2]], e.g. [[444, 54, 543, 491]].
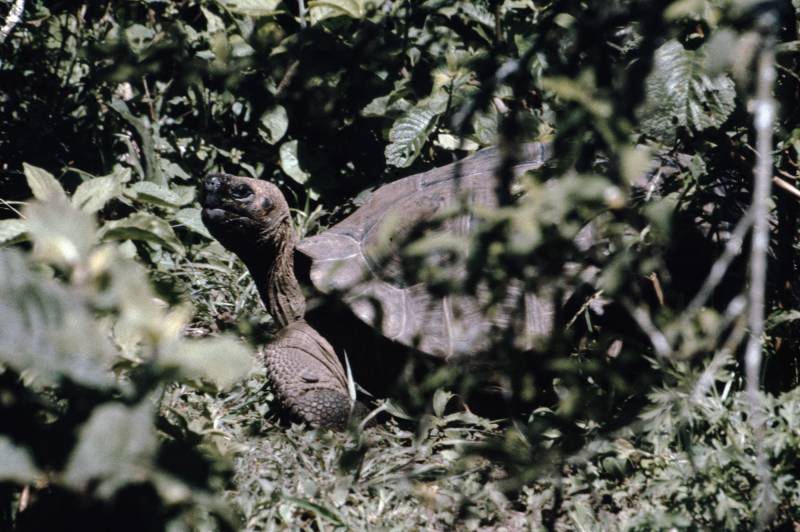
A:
[[242, 216, 305, 327]]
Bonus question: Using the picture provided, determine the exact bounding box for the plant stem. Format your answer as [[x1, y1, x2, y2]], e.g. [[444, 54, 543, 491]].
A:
[[297, 0, 307, 28], [747, 24, 777, 529], [0, 0, 25, 43]]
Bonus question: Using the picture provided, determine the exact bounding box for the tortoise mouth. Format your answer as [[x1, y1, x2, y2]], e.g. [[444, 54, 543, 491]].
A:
[[201, 206, 250, 223], [201, 206, 262, 244]]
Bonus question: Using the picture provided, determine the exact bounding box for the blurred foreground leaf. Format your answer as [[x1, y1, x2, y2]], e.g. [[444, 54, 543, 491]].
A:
[[64, 401, 158, 497], [0, 437, 41, 483]]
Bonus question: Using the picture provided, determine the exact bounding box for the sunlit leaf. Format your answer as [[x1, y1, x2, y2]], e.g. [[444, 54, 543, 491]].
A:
[[433, 389, 455, 418], [201, 6, 226, 34], [309, 0, 366, 20], [25, 200, 95, 267], [23, 163, 67, 203], [100, 212, 185, 254], [384, 106, 439, 168], [72, 172, 125, 213], [640, 40, 736, 142], [129, 181, 189, 208], [0, 218, 28, 245], [279, 140, 311, 184], [217, 0, 283, 16], [259, 105, 289, 145]]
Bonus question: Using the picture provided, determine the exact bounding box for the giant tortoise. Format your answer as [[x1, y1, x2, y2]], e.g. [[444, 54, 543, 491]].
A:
[[200, 143, 576, 428]]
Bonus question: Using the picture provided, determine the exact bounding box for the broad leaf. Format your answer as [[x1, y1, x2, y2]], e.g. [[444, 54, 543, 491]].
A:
[[174, 208, 212, 238], [259, 105, 289, 145], [161, 336, 253, 390], [640, 40, 736, 142], [23, 163, 67, 203], [100, 212, 185, 254], [0, 249, 116, 387], [72, 173, 125, 213], [217, 0, 283, 16], [384, 106, 439, 168], [25, 200, 95, 267], [0, 437, 40, 483], [129, 181, 188, 208], [309, 0, 366, 21], [279, 140, 311, 184], [109, 99, 165, 186], [63, 401, 158, 497], [0, 218, 28, 245]]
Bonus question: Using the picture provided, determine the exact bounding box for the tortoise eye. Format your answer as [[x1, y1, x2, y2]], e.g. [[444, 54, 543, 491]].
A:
[[231, 184, 253, 200]]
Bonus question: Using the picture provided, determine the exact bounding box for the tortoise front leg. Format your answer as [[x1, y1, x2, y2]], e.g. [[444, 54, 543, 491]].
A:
[[264, 320, 353, 429]]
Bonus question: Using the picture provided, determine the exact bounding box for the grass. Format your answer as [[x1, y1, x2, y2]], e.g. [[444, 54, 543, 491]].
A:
[[164, 340, 530, 530], [158, 206, 517, 529], [158, 204, 800, 531]]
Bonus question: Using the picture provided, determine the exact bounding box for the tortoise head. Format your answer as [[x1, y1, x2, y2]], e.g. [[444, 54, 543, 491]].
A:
[[200, 174, 291, 255]]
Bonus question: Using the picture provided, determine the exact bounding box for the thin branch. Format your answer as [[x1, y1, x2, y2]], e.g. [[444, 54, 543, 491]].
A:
[[0, 197, 25, 219], [691, 295, 747, 402], [772, 175, 800, 200], [748, 24, 777, 528], [275, 60, 300, 98], [682, 207, 754, 320], [0, 0, 25, 43], [624, 301, 671, 358]]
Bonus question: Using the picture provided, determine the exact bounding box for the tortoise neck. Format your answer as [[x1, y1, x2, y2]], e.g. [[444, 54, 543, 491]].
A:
[[246, 216, 305, 327]]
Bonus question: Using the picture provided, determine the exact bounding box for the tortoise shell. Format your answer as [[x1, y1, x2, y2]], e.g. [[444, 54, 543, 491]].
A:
[[296, 143, 555, 359]]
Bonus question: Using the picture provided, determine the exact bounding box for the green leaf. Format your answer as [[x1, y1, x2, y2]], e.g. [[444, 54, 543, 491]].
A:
[[100, 212, 185, 254], [23, 163, 67, 203], [63, 401, 158, 497], [109, 99, 165, 186], [309, 0, 366, 20], [384, 106, 439, 168], [129, 181, 187, 208], [361, 92, 411, 117], [0, 437, 40, 483], [161, 336, 253, 390], [435, 133, 479, 151], [279, 140, 311, 184], [433, 389, 455, 418], [217, 0, 283, 16], [174, 208, 212, 239], [282, 495, 346, 527], [0, 218, 28, 245], [766, 310, 800, 331], [640, 40, 736, 143], [72, 172, 125, 213], [0, 249, 116, 387], [259, 105, 289, 145], [541, 76, 611, 118], [201, 6, 226, 34], [25, 200, 96, 267]]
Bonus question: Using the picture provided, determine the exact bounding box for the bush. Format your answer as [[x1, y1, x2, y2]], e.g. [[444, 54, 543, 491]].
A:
[[1, 0, 799, 529]]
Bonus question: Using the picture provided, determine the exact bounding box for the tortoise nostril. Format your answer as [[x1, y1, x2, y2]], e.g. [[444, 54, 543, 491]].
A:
[[204, 174, 224, 193]]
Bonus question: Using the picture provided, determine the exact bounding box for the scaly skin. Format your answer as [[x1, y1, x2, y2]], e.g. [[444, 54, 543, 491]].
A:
[[263, 320, 351, 429], [201, 174, 352, 428]]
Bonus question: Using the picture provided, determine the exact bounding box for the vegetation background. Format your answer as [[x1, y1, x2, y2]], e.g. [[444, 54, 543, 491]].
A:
[[1, 0, 800, 529]]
